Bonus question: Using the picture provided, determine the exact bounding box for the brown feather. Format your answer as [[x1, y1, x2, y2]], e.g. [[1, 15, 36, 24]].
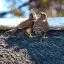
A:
[[33, 12, 49, 34], [17, 13, 34, 29]]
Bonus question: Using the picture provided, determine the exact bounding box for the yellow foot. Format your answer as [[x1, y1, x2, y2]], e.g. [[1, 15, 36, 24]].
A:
[[26, 28, 35, 38], [27, 34, 35, 38], [42, 36, 48, 39], [43, 36, 48, 39], [42, 33, 48, 39]]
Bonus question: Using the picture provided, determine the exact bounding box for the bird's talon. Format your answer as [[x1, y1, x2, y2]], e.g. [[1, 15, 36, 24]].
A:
[[28, 34, 35, 38], [42, 36, 48, 39], [44, 36, 48, 39]]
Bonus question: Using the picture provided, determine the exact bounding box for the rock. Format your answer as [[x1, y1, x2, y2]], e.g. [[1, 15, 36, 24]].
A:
[[0, 35, 34, 64]]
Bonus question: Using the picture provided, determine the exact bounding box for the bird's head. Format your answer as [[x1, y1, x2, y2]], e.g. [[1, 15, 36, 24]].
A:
[[30, 9, 40, 21], [40, 12, 47, 22]]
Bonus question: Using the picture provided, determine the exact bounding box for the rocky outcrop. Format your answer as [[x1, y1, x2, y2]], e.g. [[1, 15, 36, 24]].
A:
[[0, 37, 33, 64]]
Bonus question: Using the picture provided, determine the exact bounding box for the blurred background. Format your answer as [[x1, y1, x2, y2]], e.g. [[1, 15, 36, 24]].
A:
[[0, 0, 64, 18], [33, 0, 64, 17]]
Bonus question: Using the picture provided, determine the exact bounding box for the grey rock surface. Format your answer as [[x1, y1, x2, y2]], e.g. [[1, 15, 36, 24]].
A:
[[0, 31, 34, 64]]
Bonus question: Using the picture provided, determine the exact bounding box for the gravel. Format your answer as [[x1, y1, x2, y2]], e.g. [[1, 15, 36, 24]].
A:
[[1, 30, 64, 64], [0, 30, 34, 64]]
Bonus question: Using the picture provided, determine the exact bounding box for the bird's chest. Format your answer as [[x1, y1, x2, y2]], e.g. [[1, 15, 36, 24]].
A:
[[33, 20, 46, 29], [33, 20, 45, 34]]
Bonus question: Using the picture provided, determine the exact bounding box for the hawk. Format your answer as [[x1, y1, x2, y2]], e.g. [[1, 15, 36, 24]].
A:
[[33, 12, 49, 38], [17, 13, 35, 37]]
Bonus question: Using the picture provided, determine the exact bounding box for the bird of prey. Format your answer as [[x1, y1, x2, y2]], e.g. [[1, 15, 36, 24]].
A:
[[33, 11, 64, 38], [0, 8, 37, 38], [33, 12, 49, 38], [17, 13, 35, 38]]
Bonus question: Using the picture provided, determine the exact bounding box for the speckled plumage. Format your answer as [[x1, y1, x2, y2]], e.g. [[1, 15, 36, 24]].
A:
[[33, 12, 49, 35]]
